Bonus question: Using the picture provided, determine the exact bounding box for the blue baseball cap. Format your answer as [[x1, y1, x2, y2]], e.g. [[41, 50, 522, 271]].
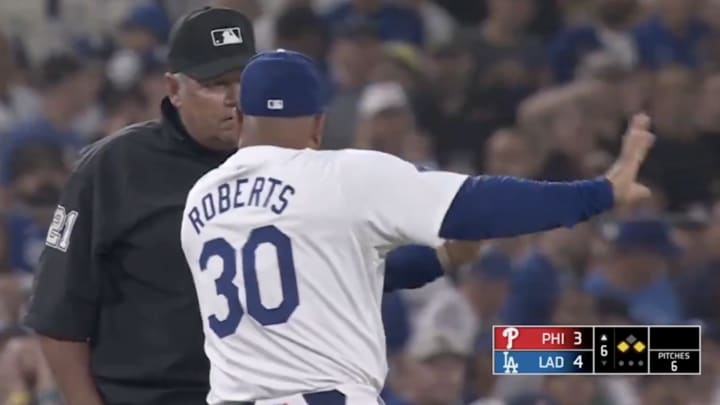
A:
[[611, 218, 682, 257], [240, 50, 327, 117]]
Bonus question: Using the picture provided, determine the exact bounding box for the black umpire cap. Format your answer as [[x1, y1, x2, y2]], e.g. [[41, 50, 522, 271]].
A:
[[167, 7, 256, 82]]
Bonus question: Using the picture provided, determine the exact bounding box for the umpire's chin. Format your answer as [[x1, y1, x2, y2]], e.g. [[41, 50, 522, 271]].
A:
[[216, 109, 243, 148]]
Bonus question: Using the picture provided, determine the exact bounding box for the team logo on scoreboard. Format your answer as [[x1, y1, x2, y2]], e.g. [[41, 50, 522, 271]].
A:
[[502, 351, 519, 374], [502, 327, 520, 349]]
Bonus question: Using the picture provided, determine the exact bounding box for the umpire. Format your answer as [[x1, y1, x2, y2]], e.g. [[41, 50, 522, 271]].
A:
[[24, 8, 257, 405], [24, 6, 470, 405]]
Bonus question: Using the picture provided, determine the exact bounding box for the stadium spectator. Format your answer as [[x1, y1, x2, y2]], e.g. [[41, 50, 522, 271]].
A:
[[641, 67, 718, 210], [414, 42, 514, 171], [403, 289, 476, 405], [467, 333, 503, 405], [633, 0, 709, 70], [678, 201, 720, 327], [482, 128, 540, 178], [549, 0, 640, 83], [465, 0, 545, 95], [584, 218, 684, 324], [459, 248, 513, 335], [369, 42, 425, 94], [117, 2, 172, 53], [0, 33, 38, 133], [355, 81, 431, 162], [273, 5, 330, 65], [0, 53, 100, 169], [323, 19, 382, 149], [395, 0, 456, 46], [325, 0, 425, 46], [502, 230, 578, 325], [2, 142, 69, 275]]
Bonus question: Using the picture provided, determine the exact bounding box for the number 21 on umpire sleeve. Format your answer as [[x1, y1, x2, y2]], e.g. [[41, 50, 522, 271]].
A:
[[199, 225, 299, 338]]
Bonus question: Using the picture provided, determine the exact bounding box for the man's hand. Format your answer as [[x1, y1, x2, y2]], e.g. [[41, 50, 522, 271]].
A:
[[604, 113, 655, 206]]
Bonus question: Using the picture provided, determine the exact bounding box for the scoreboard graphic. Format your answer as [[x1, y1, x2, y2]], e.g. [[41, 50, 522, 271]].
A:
[[492, 325, 701, 375]]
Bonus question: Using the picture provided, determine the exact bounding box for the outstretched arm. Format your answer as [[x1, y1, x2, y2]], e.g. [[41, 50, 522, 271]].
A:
[[438, 114, 653, 241], [357, 114, 654, 262]]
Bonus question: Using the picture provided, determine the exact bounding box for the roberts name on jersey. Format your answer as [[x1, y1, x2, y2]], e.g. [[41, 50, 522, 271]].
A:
[[186, 176, 296, 234]]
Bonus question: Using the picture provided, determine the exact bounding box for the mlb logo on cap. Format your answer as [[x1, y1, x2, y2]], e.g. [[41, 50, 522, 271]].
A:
[[267, 99, 284, 110], [211, 27, 243, 46], [241, 50, 328, 117]]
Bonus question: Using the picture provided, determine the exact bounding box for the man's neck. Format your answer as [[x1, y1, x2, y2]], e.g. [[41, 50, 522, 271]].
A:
[[241, 116, 317, 150]]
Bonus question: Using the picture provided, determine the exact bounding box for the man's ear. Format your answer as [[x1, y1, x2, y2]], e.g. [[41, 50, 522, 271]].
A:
[[165, 73, 182, 107], [309, 114, 326, 149]]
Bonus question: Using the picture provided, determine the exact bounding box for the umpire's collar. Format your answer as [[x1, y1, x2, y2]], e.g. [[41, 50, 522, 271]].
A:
[[160, 97, 234, 159]]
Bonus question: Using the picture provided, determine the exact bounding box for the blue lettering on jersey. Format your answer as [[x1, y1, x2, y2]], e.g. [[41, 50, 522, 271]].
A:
[[188, 176, 296, 234]]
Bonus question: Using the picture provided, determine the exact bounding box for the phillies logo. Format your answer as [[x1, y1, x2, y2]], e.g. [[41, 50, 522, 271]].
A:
[[502, 327, 520, 350]]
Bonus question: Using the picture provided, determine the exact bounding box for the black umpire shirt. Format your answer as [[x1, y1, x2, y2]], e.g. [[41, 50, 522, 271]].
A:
[[25, 98, 233, 405]]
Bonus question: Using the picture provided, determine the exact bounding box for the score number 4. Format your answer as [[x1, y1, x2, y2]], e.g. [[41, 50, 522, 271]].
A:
[[573, 354, 584, 369]]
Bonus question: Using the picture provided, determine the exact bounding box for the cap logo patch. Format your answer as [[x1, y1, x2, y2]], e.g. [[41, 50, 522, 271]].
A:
[[211, 27, 243, 47], [267, 99, 284, 110]]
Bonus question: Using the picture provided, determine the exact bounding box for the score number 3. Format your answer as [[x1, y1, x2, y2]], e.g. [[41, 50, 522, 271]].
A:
[[199, 225, 299, 338]]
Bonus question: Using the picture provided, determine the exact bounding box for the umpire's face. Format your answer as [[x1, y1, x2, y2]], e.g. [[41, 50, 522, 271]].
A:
[[167, 70, 243, 151]]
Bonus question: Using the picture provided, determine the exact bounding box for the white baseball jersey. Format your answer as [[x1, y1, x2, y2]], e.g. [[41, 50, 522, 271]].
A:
[[180, 145, 468, 404]]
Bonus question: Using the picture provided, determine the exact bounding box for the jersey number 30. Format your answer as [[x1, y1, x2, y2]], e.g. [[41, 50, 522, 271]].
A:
[[199, 225, 299, 338]]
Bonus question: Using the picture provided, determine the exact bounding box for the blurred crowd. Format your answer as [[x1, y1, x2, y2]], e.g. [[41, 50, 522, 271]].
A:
[[0, 0, 719, 404]]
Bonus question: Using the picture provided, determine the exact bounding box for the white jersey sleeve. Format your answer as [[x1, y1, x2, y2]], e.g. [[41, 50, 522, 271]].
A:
[[340, 150, 469, 249]]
